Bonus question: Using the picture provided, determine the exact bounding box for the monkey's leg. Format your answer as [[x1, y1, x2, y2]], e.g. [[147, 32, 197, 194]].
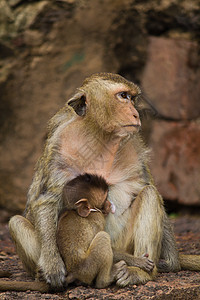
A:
[[157, 212, 181, 272], [133, 185, 164, 262], [9, 215, 40, 277], [75, 231, 114, 289], [116, 185, 163, 286]]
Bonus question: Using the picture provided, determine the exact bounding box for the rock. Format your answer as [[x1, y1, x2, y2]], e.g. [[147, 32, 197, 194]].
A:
[[150, 120, 200, 205], [142, 37, 200, 120], [0, 61, 15, 84], [0, 0, 200, 211], [8, 0, 23, 7], [14, 1, 49, 32], [0, 0, 14, 39], [0, 0, 120, 212], [23, 30, 43, 47], [0, 41, 15, 58], [0, 1, 49, 40]]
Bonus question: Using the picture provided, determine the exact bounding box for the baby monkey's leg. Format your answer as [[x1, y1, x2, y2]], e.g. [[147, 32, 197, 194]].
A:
[[67, 231, 114, 289]]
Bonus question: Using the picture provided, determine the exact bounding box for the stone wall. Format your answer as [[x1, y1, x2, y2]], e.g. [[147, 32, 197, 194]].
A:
[[0, 0, 199, 212], [142, 36, 200, 205]]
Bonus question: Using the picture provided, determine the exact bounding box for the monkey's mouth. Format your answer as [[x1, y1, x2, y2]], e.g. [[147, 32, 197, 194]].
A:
[[122, 125, 141, 128], [121, 124, 141, 133]]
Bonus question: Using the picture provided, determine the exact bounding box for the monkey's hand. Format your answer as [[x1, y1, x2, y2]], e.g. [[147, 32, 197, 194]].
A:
[[113, 251, 154, 272], [38, 251, 66, 290], [112, 260, 130, 286], [137, 253, 154, 272], [114, 260, 153, 287]]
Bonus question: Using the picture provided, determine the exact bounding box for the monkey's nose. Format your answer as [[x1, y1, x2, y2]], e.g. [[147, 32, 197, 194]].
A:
[[133, 112, 141, 126], [136, 118, 141, 127]]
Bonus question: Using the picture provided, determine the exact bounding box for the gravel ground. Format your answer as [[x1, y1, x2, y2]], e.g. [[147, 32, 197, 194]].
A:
[[0, 213, 200, 299]]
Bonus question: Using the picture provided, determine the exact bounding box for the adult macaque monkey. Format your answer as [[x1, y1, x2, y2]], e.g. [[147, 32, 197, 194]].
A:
[[9, 73, 200, 289]]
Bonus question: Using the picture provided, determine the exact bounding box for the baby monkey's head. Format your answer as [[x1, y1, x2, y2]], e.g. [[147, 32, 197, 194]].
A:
[[62, 173, 115, 217]]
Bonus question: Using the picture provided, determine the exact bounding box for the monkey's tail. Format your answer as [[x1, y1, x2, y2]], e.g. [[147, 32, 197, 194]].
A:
[[180, 254, 200, 271], [0, 280, 49, 293]]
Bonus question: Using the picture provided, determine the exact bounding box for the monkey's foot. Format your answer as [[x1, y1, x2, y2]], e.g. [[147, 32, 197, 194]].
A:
[[114, 261, 153, 287], [66, 273, 76, 285], [38, 254, 66, 291], [113, 260, 129, 285]]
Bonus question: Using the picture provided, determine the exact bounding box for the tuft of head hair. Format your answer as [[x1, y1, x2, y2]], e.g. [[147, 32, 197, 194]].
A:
[[82, 72, 139, 91], [62, 173, 109, 208], [66, 173, 108, 193]]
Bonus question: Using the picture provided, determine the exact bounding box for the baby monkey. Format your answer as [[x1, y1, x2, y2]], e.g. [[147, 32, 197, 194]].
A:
[[56, 173, 115, 288], [56, 173, 154, 289]]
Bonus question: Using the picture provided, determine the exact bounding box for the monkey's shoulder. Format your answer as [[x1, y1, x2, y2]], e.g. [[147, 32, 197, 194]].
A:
[[58, 120, 89, 159], [47, 105, 74, 134]]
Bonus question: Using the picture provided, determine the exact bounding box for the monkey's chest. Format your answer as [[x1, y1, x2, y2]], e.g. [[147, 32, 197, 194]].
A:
[[60, 139, 119, 181], [60, 133, 143, 185]]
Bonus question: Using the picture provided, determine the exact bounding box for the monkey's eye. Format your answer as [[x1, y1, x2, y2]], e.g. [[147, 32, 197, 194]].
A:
[[120, 92, 128, 99], [116, 92, 131, 102]]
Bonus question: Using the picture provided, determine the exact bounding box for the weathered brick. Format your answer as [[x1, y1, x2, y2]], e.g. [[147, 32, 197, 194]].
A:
[[142, 37, 200, 120], [150, 120, 200, 205]]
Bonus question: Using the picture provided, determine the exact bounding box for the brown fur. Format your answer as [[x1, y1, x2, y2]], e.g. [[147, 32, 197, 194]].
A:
[[57, 211, 113, 288], [57, 173, 114, 288], [61, 173, 109, 212], [0, 280, 49, 293], [57, 173, 154, 288], [9, 73, 200, 289]]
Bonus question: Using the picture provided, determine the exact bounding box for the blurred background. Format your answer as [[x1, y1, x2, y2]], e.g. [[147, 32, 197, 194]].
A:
[[0, 0, 200, 218]]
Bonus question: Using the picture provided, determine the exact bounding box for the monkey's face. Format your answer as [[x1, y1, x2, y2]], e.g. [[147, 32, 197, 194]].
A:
[[113, 87, 141, 136], [68, 74, 142, 136], [84, 80, 141, 136]]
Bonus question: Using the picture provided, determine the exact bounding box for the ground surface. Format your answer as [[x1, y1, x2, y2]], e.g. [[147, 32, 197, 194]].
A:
[[0, 213, 200, 299]]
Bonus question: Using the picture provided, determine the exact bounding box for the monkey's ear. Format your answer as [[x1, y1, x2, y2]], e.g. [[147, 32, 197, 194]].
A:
[[102, 200, 111, 215], [75, 198, 91, 217], [68, 95, 87, 116], [102, 200, 116, 214]]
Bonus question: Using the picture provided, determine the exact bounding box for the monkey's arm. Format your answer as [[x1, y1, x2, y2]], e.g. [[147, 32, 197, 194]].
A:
[[32, 195, 66, 289], [113, 251, 154, 272]]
